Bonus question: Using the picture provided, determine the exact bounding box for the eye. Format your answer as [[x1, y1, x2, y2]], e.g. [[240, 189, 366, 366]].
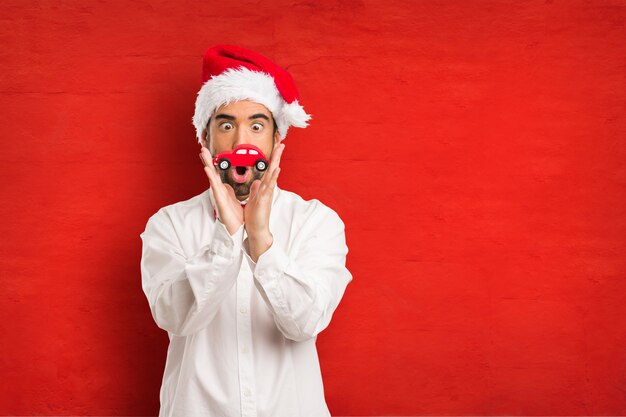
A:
[[220, 122, 233, 131], [251, 122, 264, 132]]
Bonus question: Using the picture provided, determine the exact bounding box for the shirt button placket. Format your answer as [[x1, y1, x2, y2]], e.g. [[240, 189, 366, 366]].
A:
[[237, 252, 257, 417]]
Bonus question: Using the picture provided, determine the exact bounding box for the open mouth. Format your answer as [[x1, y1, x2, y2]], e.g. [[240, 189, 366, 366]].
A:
[[231, 166, 249, 183]]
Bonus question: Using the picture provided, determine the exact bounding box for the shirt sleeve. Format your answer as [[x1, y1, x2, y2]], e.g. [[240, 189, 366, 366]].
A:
[[140, 210, 244, 337], [242, 207, 353, 342]]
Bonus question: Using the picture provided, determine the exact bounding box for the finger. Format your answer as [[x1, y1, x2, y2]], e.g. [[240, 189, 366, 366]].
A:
[[256, 167, 279, 201], [268, 167, 280, 189], [263, 143, 285, 185], [200, 146, 210, 163], [203, 165, 219, 188], [199, 151, 210, 168], [201, 148, 227, 191], [249, 179, 261, 200], [270, 143, 285, 171], [223, 183, 239, 203], [203, 159, 223, 185], [219, 184, 243, 224], [200, 146, 220, 177]]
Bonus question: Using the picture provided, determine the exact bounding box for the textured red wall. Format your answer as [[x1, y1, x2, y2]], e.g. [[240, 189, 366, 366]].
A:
[[1, 0, 625, 415]]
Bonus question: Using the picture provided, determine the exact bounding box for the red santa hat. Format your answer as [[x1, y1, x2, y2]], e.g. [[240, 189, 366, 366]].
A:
[[192, 45, 312, 144]]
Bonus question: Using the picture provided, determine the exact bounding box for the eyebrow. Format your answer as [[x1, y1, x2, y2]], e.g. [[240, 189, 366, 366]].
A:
[[213, 113, 270, 121], [249, 113, 270, 121], [214, 114, 235, 121]]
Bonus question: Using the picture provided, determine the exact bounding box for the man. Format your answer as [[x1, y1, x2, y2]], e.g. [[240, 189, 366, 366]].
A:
[[139, 45, 353, 417]]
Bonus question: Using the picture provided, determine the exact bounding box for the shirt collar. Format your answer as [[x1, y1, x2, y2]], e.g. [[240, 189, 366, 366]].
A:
[[207, 185, 281, 221]]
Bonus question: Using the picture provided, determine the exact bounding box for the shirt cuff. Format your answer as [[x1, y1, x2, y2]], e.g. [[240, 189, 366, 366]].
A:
[[183, 220, 244, 307], [210, 220, 245, 259], [242, 236, 290, 285]]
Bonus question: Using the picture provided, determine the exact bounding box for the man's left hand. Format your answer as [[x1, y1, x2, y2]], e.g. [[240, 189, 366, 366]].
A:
[[244, 142, 285, 262]]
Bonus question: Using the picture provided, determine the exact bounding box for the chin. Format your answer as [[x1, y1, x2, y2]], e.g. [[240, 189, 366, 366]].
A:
[[232, 182, 251, 197]]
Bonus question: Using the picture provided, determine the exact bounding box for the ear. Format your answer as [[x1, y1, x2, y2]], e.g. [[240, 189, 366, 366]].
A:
[[273, 130, 281, 147], [200, 128, 208, 149]]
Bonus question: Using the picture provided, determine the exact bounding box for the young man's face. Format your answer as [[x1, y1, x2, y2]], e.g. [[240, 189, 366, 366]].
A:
[[201, 100, 281, 201]]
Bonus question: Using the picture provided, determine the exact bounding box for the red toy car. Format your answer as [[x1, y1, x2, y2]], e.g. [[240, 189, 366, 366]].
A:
[[212, 144, 269, 171]]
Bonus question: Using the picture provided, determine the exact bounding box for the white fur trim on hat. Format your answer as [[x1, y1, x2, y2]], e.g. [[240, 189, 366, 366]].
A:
[[192, 66, 311, 143]]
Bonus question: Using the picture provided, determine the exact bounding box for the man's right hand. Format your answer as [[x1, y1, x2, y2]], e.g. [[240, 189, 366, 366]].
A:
[[199, 146, 244, 235]]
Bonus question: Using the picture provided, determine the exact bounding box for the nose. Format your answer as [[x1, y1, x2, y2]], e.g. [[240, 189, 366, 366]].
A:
[[232, 127, 249, 148]]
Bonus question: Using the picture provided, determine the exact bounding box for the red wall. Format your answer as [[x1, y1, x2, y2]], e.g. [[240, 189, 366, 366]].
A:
[[1, 0, 625, 415]]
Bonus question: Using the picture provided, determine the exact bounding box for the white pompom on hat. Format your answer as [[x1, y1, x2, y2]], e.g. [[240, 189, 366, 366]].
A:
[[192, 44, 312, 144]]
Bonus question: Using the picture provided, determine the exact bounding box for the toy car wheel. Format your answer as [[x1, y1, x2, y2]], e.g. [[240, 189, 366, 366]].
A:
[[218, 158, 230, 170], [255, 160, 267, 171]]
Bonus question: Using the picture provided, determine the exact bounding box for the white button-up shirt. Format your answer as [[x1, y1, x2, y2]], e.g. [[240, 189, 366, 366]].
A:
[[139, 185, 353, 417]]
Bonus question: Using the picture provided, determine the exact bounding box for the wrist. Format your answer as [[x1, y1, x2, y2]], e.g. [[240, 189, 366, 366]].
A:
[[247, 231, 273, 262], [219, 218, 242, 236]]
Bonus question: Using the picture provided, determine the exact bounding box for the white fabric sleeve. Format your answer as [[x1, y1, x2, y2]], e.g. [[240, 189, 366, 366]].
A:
[[242, 208, 353, 342], [140, 211, 244, 337]]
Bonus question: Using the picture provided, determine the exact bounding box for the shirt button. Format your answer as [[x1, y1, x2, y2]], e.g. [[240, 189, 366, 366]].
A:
[[225, 240, 232, 248], [239, 307, 247, 314], [244, 389, 251, 397], [242, 346, 249, 354]]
